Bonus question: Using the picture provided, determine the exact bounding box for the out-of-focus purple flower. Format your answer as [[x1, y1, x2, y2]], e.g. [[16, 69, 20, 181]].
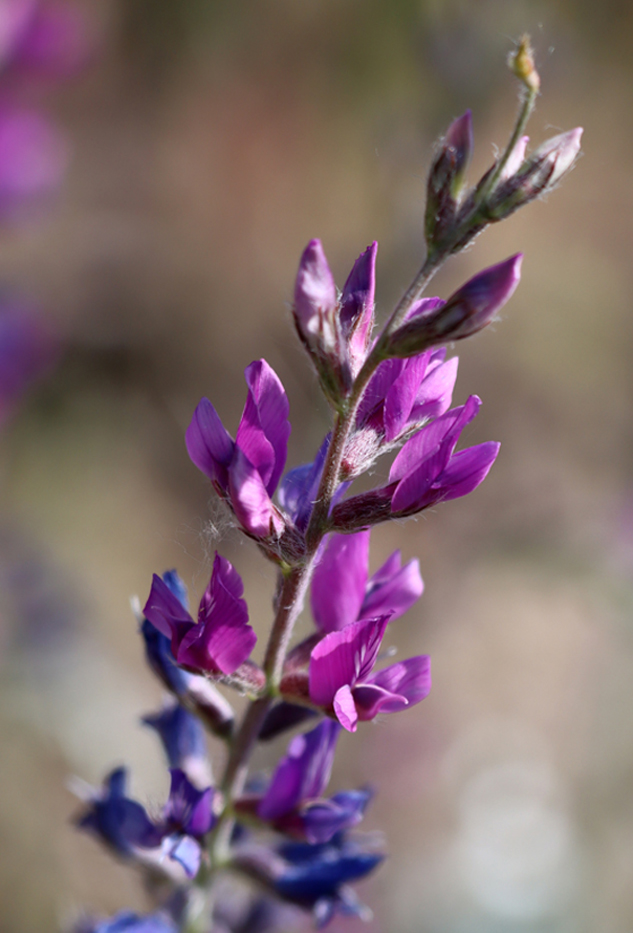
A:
[[8, 0, 92, 79], [343, 345, 458, 477], [0, 104, 67, 218], [387, 255, 522, 354], [309, 616, 431, 732], [293, 240, 377, 400], [253, 720, 370, 844], [273, 834, 383, 927], [330, 396, 500, 531], [277, 435, 328, 533], [76, 767, 164, 858], [487, 128, 583, 220], [186, 360, 290, 538], [310, 530, 423, 634], [143, 553, 256, 677], [143, 702, 211, 788], [76, 766, 215, 880], [75, 911, 178, 933], [0, 300, 57, 420]]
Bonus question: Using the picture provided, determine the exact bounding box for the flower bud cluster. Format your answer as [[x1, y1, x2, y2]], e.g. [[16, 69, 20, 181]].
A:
[[73, 44, 581, 933]]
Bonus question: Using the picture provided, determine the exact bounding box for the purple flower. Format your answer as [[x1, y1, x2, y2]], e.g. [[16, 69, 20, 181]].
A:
[[143, 702, 211, 788], [76, 767, 163, 858], [342, 345, 458, 477], [272, 835, 383, 927], [425, 110, 473, 245], [330, 396, 500, 530], [143, 553, 256, 677], [252, 720, 370, 844], [77, 766, 215, 880], [387, 255, 523, 354], [293, 240, 377, 399], [0, 104, 67, 218], [0, 300, 58, 420], [309, 616, 431, 732], [186, 360, 290, 538], [7, 0, 92, 79], [310, 530, 423, 634]]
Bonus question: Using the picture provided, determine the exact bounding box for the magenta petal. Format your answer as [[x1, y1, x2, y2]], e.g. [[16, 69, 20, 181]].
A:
[[0, 106, 67, 216], [309, 616, 389, 707], [333, 684, 358, 732], [356, 358, 405, 426], [310, 531, 370, 633], [294, 239, 337, 338], [341, 242, 377, 366], [179, 552, 255, 675], [367, 656, 431, 711], [352, 683, 408, 720], [185, 397, 234, 489], [236, 360, 291, 495], [383, 354, 432, 442], [404, 297, 445, 322], [409, 356, 459, 424], [434, 441, 500, 502], [143, 574, 194, 640], [229, 446, 284, 537], [360, 556, 423, 621], [389, 396, 481, 483], [259, 720, 340, 820]]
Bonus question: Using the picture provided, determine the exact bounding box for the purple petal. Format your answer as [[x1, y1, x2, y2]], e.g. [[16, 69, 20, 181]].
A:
[[333, 684, 358, 732], [383, 353, 432, 442], [229, 446, 284, 538], [309, 616, 389, 708], [294, 239, 337, 340], [310, 531, 370, 633], [433, 441, 500, 503], [408, 355, 459, 424], [367, 655, 431, 711], [143, 574, 194, 641], [163, 769, 214, 838], [165, 834, 201, 878], [185, 397, 234, 489], [404, 297, 445, 322], [278, 436, 328, 531], [390, 396, 481, 484], [499, 134, 529, 181], [178, 552, 255, 675], [236, 360, 291, 495], [439, 255, 523, 341], [444, 110, 473, 181], [360, 555, 423, 621], [340, 242, 377, 367], [352, 682, 409, 720], [356, 358, 405, 427], [300, 789, 371, 844], [259, 720, 340, 820], [12, 1, 91, 79]]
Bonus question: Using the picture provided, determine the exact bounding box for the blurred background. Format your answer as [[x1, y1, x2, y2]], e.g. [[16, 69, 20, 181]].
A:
[[0, 0, 631, 930]]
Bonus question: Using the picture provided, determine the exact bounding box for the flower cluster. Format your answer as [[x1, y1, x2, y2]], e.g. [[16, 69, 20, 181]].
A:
[[74, 40, 581, 933]]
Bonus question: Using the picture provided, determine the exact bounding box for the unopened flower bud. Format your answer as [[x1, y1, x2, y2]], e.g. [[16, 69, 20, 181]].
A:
[[293, 239, 353, 405], [487, 128, 582, 220], [509, 35, 540, 93], [425, 110, 473, 248], [386, 254, 523, 356]]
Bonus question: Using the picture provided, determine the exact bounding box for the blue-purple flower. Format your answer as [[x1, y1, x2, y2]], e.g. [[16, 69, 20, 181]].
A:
[[76, 766, 215, 879], [186, 360, 291, 538], [143, 553, 256, 677], [310, 529, 423, 634], [309, 616, 431, 732], [249, 720, 370, 844], [74, 911, 178, 933], [143, 702, 211, 788]]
